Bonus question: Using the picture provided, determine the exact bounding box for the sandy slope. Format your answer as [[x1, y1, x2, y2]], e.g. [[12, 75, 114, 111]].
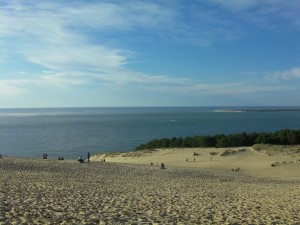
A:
[[92, 145, 300, 180], [0, 145, 299, 224]]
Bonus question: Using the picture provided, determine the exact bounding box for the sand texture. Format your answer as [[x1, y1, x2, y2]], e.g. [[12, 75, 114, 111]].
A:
[[93, 145, 300, 179], [0, 145, 299, 224]]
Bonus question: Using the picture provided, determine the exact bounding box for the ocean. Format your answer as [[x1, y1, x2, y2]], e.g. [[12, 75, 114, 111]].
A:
[[1, 107, 300, 159]]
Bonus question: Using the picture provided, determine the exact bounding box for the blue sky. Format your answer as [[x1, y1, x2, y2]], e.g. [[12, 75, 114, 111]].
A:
[[1, 0, 300, 108]]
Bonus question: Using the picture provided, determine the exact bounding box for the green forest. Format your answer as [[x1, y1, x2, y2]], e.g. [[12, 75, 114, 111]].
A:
[[135, 129, 300, 151]]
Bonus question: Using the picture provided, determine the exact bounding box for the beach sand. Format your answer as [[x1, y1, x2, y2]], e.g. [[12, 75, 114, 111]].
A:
[[0, 145, 299, 224], [93, 145, 300, 180]]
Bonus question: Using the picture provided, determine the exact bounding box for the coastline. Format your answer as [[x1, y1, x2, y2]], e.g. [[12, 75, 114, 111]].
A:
[[0, 145, 300, 224], [2, 107, 300, 160]]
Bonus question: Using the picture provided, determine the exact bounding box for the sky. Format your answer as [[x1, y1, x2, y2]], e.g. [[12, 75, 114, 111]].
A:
[[1, 0, 300, 108]]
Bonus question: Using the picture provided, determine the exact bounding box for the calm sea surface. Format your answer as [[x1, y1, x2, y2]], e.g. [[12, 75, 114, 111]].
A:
[[1, 107, 300, 159]]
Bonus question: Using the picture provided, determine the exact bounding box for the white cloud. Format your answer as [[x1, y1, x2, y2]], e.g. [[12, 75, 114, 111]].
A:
[[266, 67, 300, 80], [0, 68, 187, 96], [39, 73, 90, 88], [0, 0, 299, 103], [2, 0, 298, 74], [62, 1, 176, 31], [0, 79, 30, 95], [25, 45, 131, 73], [0, 72, 89, 95], [0, 1, 176, 39], [0, 0, 178, 73], [1, 68, 287, 97], [0, 0, 250, 68], [179, 82, 287, 95]]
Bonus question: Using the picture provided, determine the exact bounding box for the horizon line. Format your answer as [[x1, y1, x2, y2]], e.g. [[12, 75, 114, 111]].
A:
[[1, 105, 300, 109]]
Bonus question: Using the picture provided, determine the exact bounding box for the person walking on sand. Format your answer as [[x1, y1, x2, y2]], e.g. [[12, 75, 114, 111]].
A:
[[87, 152, 90, 162]]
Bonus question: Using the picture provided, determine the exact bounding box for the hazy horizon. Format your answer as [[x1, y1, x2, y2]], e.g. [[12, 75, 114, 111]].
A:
[[1, 106, 300, 110]]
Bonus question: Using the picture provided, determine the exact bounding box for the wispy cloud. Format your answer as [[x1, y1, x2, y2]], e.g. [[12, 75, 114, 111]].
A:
[[0, 0, 240, 94], [0, 0, 299, 104], [178, 82, 287, 96], [1, 68, 288, 98], [0, 69, 187, 95], [0, 79, 31, 95], [2, 0, 298, 69], [209, 0, 300, 30], [266, 67, 300, 80], [25, 45, 131, 73]]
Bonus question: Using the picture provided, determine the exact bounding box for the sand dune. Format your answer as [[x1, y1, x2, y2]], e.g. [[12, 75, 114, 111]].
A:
[[0, 145, 299, 224], [92, 144, 300, 180]]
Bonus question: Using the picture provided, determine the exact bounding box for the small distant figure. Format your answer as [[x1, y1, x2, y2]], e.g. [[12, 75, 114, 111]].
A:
[[186, 158, 188, 162], [61, 157, 64, 160], [87, 152, 90, 162], [58, 157, 61, 160], [161, 163, 165, 169], [43, 153, 48, 159], [194, 158, 195, 162], [150, 162, 153, 166], [78, 156, 84, 163], [232, 167, 240, 172]]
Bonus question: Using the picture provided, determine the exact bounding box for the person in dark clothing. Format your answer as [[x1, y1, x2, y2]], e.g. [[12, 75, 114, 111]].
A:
[[78, 156, 84, 163], [87, 152, 90, 162]]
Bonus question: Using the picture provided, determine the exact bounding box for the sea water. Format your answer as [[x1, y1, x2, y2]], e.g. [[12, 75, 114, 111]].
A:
[[1, 107, 300, 159]]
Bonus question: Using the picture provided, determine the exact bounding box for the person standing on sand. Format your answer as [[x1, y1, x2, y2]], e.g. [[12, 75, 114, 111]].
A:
[[87, 152, 90, 162]]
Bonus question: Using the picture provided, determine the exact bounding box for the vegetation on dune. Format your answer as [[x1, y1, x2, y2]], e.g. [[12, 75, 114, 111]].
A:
[[135, 129, 300, 151]]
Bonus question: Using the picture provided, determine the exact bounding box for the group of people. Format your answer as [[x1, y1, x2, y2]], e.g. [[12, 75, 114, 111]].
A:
[[151, 162, 166, 169], [186, 158, 196, 162], [41, 152, 91, 163], [78, 152, 90, 163]]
